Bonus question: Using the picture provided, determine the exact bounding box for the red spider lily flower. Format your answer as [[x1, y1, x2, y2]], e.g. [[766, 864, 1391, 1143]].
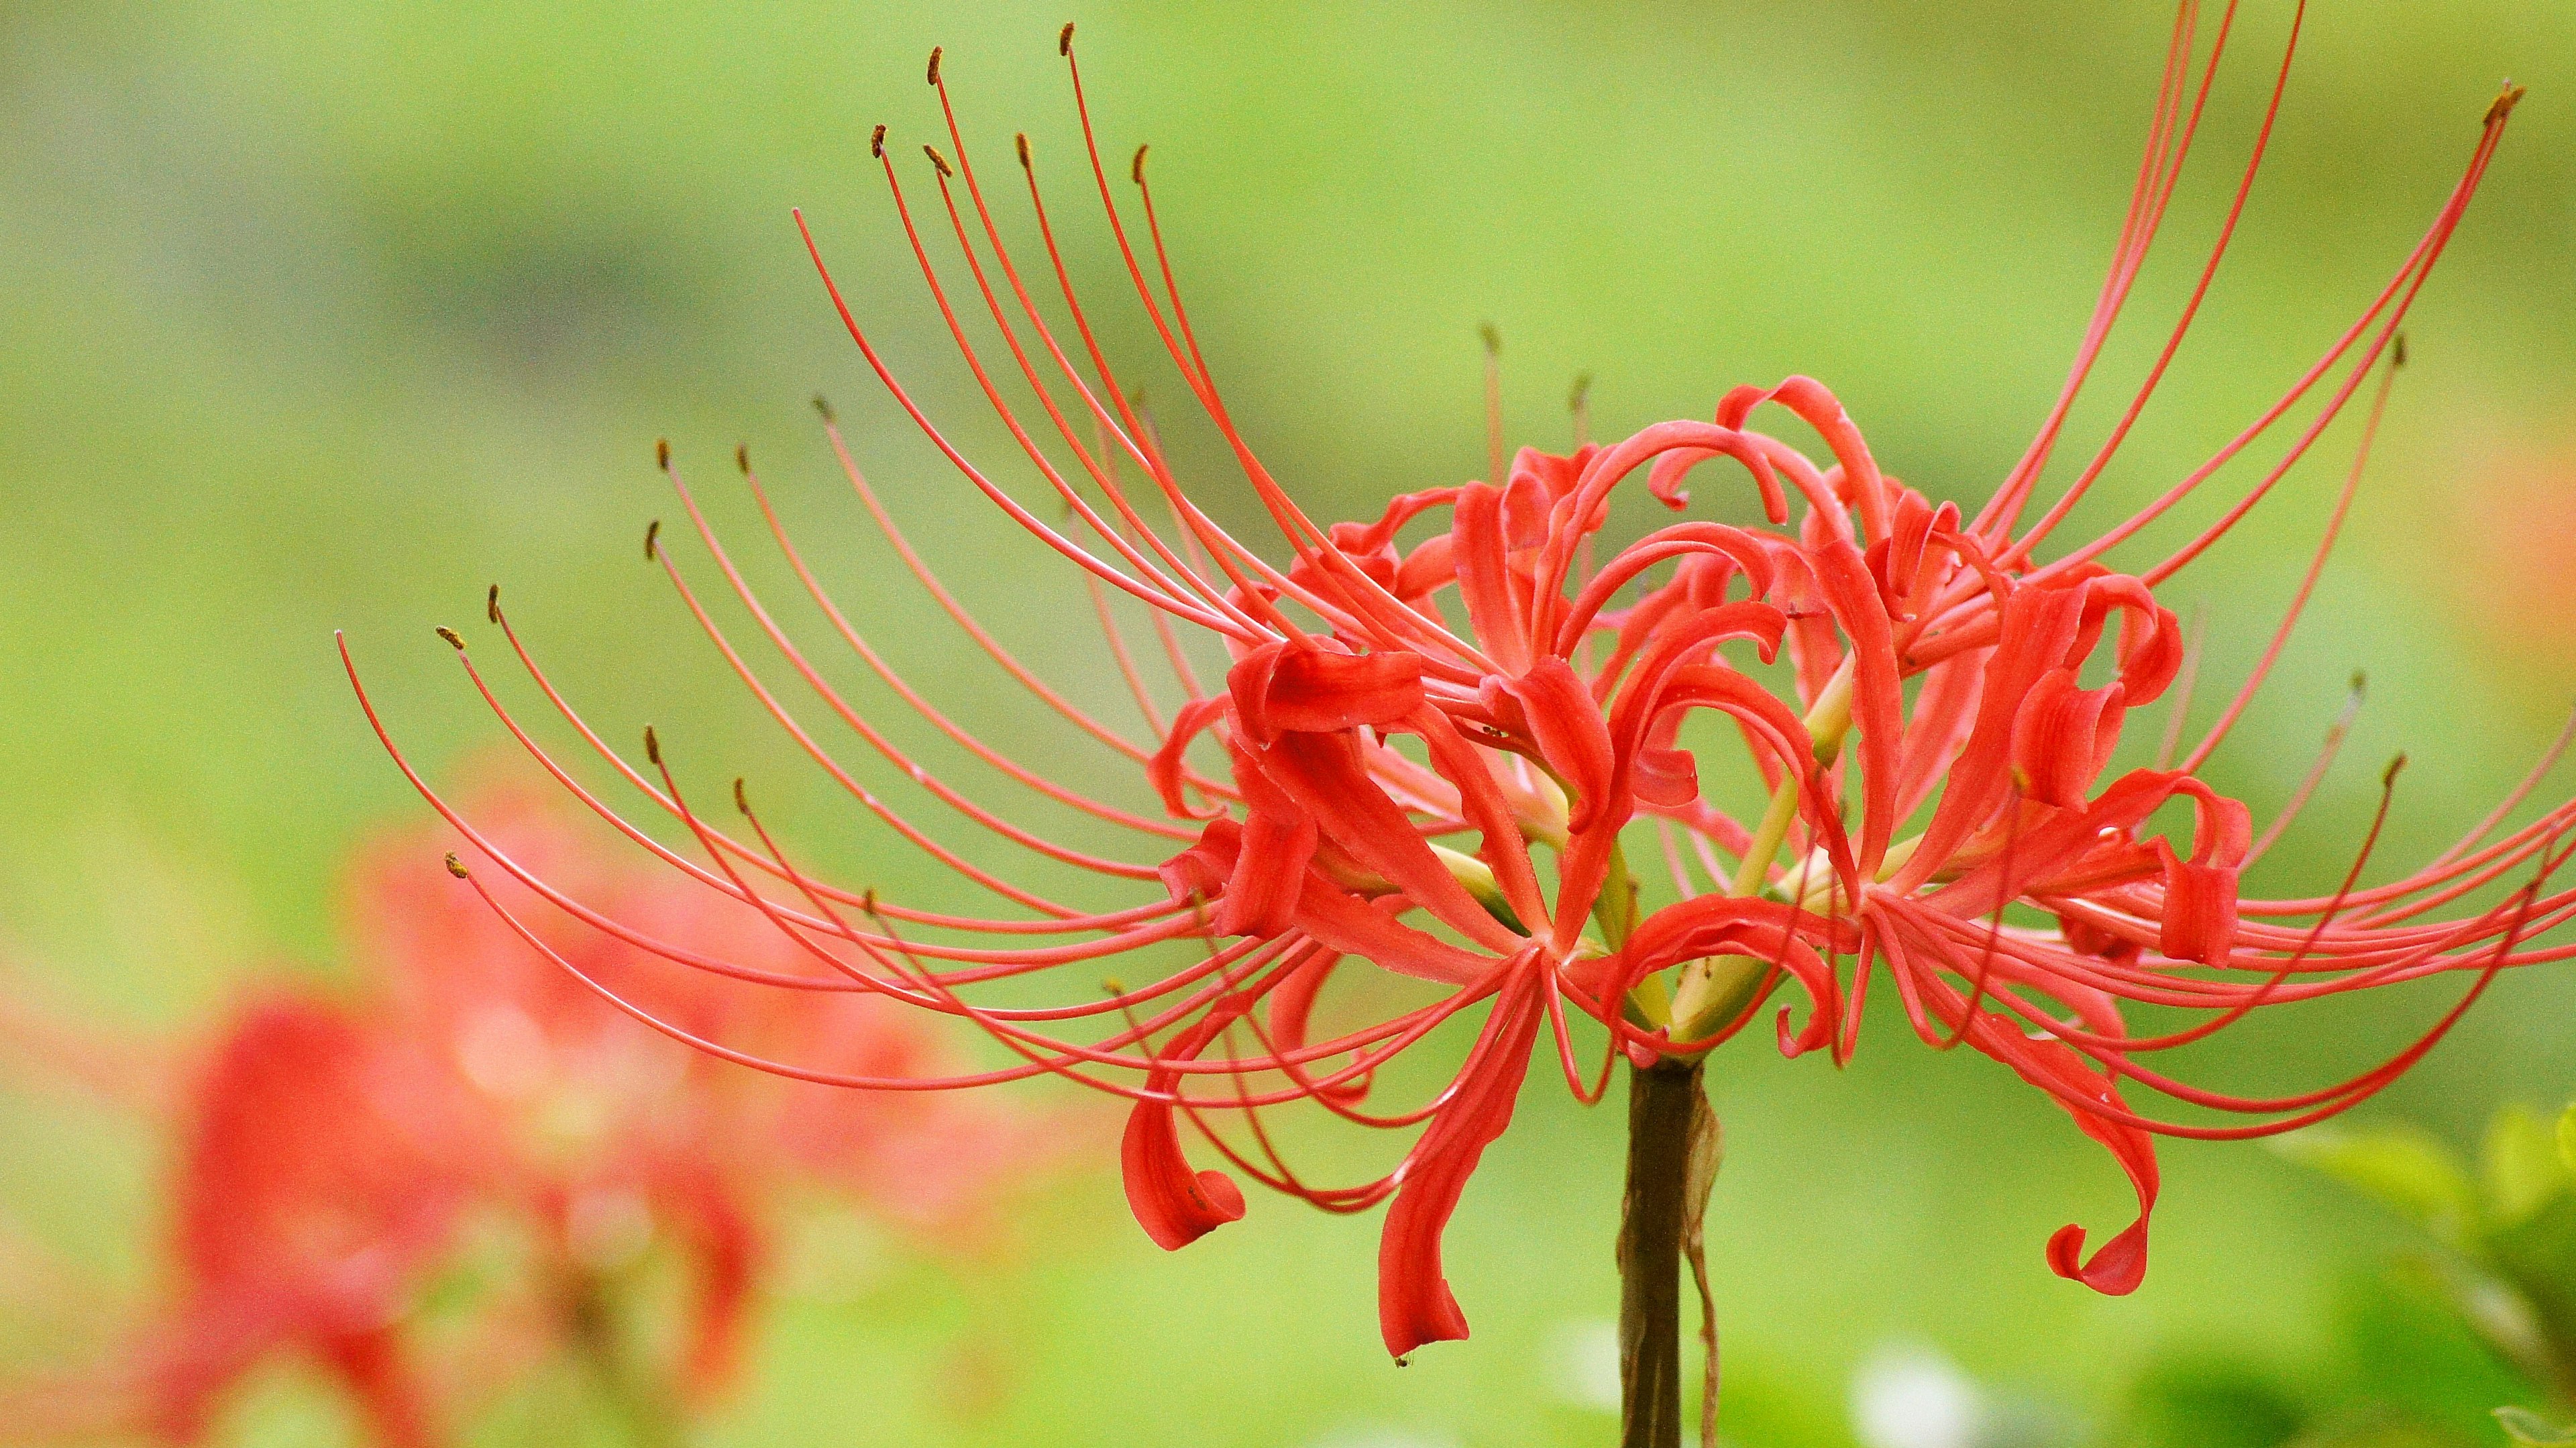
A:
[[0, 792, 1046, 1444], [346, 5, 2569, 1365], [146, 995, 474, 1447], [0, 993, 478, 1447]]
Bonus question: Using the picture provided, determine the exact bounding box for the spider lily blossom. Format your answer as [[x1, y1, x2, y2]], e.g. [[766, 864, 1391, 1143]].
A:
[[0, 796, 1042, 1445], [347, 6, 2569, 1362]]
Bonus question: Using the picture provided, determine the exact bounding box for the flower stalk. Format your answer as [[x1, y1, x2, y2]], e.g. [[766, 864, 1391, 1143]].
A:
[[1620, 1057, 1713, 1448]]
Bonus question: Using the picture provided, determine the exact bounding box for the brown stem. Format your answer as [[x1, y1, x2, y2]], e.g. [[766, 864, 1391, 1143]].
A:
[[1619, 1057, 1707, 1448]]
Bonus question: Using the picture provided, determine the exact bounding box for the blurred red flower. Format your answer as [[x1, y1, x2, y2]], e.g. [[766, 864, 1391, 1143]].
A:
[[1, 790, 1049, 1444]]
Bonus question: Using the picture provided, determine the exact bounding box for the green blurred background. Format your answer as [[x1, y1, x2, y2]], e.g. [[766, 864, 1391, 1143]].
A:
[[2, 1, 2573, 1443]]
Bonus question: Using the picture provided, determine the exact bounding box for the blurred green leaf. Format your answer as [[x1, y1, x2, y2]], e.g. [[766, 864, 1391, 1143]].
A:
[[2494, 1406, 2576, 1445], [2280, 1128, 2477, 1245], [2555, 1103, 2576, 1174], [2484, 1106, 2572, 1231]]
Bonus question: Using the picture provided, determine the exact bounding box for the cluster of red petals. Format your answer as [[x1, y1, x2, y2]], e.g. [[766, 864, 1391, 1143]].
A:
[[349, 5, 2565, 1363], [1, 793, 1040, 1444]]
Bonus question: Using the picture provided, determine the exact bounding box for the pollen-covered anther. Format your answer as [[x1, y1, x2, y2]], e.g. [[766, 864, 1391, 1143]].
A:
[[435, 625, 464, 650], [810, 393, 837, 424], [1057, 21, 1074, 56], [735, 443, 749, 474], [732, 777, 749, 814], [654, 437, 671, 472], [1130, 143, 1148, 183], [924, 144, 954, 178], [2487, 82, 2528, 127], [2383, 752, 2410, 788], [485, 583, 500, 623], [644, 519, 661, 560], [1479, 321, 1501, 356], [869, 124, 887, 160], [1014, 132, 1031, 168], [926, 46, 943, 86], [2392, 332, 2409, 368], [443, 852, 469, 880], [643, 725, 661, 767]]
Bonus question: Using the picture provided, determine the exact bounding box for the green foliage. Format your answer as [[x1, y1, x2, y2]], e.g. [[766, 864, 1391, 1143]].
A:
[[2287, 1098, 2576, 1439], [2280, 1127, 2477, 1247]]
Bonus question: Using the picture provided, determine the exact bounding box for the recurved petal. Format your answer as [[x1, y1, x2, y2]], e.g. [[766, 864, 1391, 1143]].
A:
[[1120, 1002, 1254, 1251], [1506, 658, 1617, 833], [1377, 959, 1547, 1359], [2153, 837, 2241, 966], [1228, 641, 1428, 745]]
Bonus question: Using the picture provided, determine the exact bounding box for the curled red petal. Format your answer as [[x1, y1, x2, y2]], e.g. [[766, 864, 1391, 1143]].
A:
[[1148, 696, 1232, 819], [1216, 743, 1320, 937], [1379, 959, 1546, 1358], [1507, 658, 1617, 832], [1120, 1003, 1253, 1251], [1227, 640, 1426, 745], [2010, 668, 2129, 810]]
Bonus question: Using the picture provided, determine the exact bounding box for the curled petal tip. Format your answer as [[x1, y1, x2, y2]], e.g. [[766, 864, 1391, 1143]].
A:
[[926, 45, 943, 86], [443, 852, 469, 880], [1058, 21, 1074, 56], [435, 625, 464, 650]]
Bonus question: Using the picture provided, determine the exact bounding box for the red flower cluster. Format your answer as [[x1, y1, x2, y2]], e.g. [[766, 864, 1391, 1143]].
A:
[[350, 4, 2569, 1363], [1, 793, 1040, 1444]]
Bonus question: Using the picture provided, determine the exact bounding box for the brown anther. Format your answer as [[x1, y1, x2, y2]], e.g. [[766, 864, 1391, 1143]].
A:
[[735, 443, 749, 474], [1058, 21, 1074, 56], [1101, 976, 1126, 996], [643, 725, 662, 766], [2392, 332, 2408, 369], [435, 625, 464, 650], [2487, 83, 2528, 127], [861, 886, 880, 914], [645, 519, 661, 560], [1479, 321, 1502, 356], [870, 123, 888, 159], [1015, 132, 1031, 169], [1568, 372, 1593, 411], [733, 777, 749, 814], [2351, 670, 2368, 695], [444, 853, 470, 880], [924, 144, 953, 178], [812, 393, 837, 424], [655, 437, 671, 471], [486, 583, 501, 623], [2383, 752, 2409, 788], [926, 46, 943, 85], [1130, 143, 1148, 183]]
